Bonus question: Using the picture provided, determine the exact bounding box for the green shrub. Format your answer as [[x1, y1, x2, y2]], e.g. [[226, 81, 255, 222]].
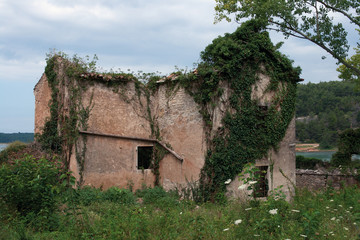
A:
[[77, 186, 102, 206], [331, 151, 352, 167], [102, 187, 136, 204], [0, 155, 64, 221], [136, 186, 179, 207], [296, 155, 325, 169], [0, 141, 27, 164]]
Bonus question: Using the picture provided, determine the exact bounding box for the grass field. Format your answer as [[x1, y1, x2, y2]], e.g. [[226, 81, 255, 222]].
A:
[[1, 185, 359, 240]]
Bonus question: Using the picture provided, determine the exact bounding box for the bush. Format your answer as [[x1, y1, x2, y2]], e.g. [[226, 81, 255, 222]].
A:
[[331, 151, 352, 167], [76, 186, 102, 206], [0, 155, 64, 219], [102, 187, 136, 204], [0, 141, 27, 164], [296, 155, 325, 169], [136, 186, 179, 207]]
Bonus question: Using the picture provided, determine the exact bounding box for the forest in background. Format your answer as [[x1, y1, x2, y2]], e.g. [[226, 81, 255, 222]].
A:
[[0, 133, 34, 143], [296, 81, 360, 149]]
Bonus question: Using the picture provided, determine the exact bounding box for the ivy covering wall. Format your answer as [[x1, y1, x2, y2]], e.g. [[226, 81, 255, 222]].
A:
[[177, 20, 300, 201]]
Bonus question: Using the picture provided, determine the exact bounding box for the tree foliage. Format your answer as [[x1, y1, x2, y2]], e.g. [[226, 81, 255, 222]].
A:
[[296, 81, 360, 148], [331, 128, 360, 166], [337, 45, 360, 85], [0, 133, 34, 143], [214, 0, 360, 78]]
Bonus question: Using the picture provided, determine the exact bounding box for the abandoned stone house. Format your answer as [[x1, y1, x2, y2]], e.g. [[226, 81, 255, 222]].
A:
[[34, 23, 300, 199]]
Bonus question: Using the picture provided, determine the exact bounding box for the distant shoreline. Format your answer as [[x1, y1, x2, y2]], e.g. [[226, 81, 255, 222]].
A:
[[295, 143, 336, 152]]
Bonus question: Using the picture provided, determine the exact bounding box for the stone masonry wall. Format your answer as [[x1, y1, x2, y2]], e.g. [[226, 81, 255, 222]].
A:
[[34, 60, 296, 196], [296, 169, 359, 190]]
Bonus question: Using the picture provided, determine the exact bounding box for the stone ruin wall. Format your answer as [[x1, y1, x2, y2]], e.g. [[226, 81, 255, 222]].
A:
[[69, 80, 207, 190], [296, 169, 359, 190], [34, 65, 296, 195], [33, 74, 51, 135]]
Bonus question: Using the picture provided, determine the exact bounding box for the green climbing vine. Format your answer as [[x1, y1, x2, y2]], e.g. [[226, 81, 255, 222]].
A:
[[177, 20, 300, 201], [36, 52, 96, 180], [36, 56, 63, 154]]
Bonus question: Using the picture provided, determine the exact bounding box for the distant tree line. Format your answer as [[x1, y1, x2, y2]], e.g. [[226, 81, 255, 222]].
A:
[[0, 133, 34, 143], [296, 81, 360, 149]]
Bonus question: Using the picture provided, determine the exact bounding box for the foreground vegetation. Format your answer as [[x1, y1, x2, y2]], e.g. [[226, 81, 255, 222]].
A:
[[0, 156, 359, 240]]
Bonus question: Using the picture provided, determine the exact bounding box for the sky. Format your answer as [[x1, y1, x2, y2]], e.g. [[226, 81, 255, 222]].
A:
[[0, 0, 358, 133]]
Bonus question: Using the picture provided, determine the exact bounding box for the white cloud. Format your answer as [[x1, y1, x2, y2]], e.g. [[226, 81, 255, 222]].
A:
[[0, 0, 356, 132]]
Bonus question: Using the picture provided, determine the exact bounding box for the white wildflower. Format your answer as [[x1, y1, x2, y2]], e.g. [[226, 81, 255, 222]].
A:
[[300, 234, 307, 238], [329, 231, 333, 234], [248, 181, 257, 185], [180, 212, 182, 215], [338, 205, 343, 207], [291, 209, 300, 213], [224, 179, 232, 185], [331, 217, 336, 221], [269, 209, 278, 215], [238, 184, 247, 190], [234, 219, 242, 225], [245, 208, 252, 211], [354, 222, 357, 225], [344, 227, 349, 231], [349, 206, 353, 209], [254, 234, 260, 237], [330, 199, 334, 202], [326, 206, 329, 209], [223, 228, 229, 231]]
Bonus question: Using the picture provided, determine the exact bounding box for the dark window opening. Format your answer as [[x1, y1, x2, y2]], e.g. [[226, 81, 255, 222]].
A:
[[137, 146, 153, 170], [253, 166, 268, 198], [258, 105, 268, 112]]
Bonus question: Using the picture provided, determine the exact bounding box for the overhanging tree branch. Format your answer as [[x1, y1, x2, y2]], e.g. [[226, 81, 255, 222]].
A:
[[317, 0, 360, 27], [214, 0, 360, 79], [277, 18, 360, 77]]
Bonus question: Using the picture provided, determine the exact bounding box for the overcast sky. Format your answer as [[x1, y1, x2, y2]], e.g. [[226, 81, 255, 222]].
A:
[[0, 0, 357, 133]]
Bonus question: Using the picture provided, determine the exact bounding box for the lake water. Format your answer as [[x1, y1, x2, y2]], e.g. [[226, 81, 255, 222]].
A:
[[296, 151, 360, 162], [296, 151, 336, 162], [0, 144, 8, 152]]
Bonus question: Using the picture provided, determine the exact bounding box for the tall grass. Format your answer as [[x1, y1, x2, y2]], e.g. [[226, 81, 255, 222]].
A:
[[0, 184, 359, 239]]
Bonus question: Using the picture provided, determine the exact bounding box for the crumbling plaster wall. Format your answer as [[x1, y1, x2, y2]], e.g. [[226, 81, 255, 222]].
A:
[[73, 81, 206, 190], [154, 85, 207, 189], [34, 74, 51, 135]]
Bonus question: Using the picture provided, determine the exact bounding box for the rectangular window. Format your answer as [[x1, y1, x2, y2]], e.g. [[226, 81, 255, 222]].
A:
[[137, 146, 153, 170], [254, 166, 268, 198]]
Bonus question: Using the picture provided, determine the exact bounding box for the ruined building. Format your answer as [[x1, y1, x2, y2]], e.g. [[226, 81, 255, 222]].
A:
[[34, 21, 300, 200]]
